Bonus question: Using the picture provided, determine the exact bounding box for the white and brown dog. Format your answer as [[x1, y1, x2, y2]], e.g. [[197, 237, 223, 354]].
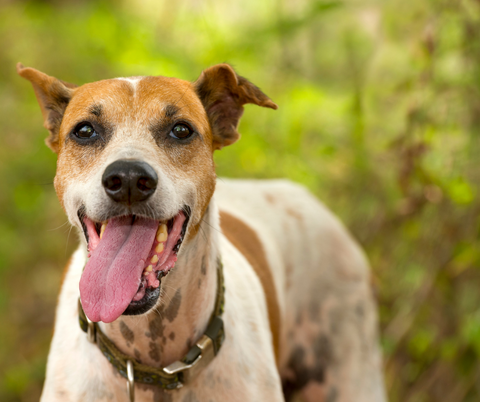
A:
[[18, 63, 386, 402]]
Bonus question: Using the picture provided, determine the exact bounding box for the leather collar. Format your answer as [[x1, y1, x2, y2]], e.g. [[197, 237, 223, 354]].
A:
[[78, 258, 225, 391]]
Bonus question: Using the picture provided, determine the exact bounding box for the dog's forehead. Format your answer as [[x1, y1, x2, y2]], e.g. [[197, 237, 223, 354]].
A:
[[66, 75, 207, 125]]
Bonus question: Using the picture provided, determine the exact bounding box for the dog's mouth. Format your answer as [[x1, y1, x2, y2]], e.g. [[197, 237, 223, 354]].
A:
[[78, 209, 189, 323]]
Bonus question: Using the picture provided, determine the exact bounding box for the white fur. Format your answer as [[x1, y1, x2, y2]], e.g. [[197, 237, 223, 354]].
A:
[[115, 77, 142, 92]]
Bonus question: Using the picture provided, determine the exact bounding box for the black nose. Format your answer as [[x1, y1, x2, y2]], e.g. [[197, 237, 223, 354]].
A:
[[102, 160, 158, 205]]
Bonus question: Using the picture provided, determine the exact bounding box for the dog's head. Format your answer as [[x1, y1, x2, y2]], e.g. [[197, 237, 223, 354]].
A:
[[18, 63, 276, 323]]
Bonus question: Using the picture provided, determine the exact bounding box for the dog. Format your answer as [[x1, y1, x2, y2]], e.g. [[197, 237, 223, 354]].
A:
[[18, 62, 386, 402]]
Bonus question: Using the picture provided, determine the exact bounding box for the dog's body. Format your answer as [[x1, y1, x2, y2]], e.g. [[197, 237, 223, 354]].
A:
[[19, 64, 386, 402]]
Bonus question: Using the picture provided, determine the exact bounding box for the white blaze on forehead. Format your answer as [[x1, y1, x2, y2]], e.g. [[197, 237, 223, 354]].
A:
[[115, 77, 143, 93]]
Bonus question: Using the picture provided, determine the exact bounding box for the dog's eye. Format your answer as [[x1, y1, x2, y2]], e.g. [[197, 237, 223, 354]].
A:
[[74, 123, 97, 139], [170, 124, 193, 140]]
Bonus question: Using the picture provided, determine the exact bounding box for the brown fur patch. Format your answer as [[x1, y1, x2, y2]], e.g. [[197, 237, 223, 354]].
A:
[[219, 210, 281, 365]]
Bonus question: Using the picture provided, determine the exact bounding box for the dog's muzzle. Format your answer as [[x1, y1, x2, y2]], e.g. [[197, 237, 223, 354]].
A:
[[78, 159, 192, 323]]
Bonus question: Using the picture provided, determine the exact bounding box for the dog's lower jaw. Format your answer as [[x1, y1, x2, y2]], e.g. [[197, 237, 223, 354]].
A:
[[96, 200, 220, 369]]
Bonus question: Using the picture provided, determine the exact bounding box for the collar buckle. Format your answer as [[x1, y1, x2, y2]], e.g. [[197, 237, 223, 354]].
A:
[[163, 335, 215, 385]]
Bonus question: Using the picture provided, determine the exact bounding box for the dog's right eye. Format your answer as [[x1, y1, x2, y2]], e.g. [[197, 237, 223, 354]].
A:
[[74, 123, 97, 139], [170, 123, 193, 140]]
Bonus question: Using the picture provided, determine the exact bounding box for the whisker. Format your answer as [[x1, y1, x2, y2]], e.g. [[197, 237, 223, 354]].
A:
[[198, 225, 208, 243], [172, 87, 189, 108], [200, 217, 222, 235], [65, 225, 74, 257], [48, 220, 70, 232], [176, 102, 197, 112]]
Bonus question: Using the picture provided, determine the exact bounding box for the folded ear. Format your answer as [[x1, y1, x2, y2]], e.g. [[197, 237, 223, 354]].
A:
[[194, 64, 277, 150], [17, 63, 76, 153]]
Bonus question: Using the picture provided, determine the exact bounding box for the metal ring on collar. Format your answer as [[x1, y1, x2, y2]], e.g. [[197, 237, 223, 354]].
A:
[[85, 313, 96, 344], [126, 360, 135, 402]]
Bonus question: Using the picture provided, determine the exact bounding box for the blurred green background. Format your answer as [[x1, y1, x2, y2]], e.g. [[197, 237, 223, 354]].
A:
[[1, 0, 480, 400]]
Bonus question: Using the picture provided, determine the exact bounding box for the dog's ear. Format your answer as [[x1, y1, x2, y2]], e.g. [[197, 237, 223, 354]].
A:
[[194, 64, 277, 150], [17, 63, 77, 153]]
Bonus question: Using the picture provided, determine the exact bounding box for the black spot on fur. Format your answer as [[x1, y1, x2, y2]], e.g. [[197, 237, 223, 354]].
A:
[[146, 290, 181, 348], [149, 341, 161, 362], [164, 289, 182, 322], [169, 332, 175, 341], [147, 312, 165, 341], [282, 334, 332, 401], [201, 255, 207, 275], [137, 384, 173, 402], [164, 104, 180, 118], [120, 321, 134, 344], [134, 348, 141, 361], [313, 334, 332, 364], [88, 103, 103, 117]]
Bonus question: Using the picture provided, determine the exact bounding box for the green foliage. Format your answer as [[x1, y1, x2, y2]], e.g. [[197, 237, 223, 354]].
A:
[[1, 0, 480, 401]]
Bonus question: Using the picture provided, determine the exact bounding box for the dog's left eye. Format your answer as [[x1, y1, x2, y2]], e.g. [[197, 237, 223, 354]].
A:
[[74, 123, 97, 139], [170, 124, 193, 140]]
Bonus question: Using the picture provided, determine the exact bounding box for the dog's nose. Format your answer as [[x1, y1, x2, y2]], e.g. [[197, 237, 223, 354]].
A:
[[102, 160, 158, 204]]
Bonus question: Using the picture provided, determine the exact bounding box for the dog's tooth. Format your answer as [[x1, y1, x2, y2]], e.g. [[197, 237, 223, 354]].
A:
[[151, 255, 159, 264], [157, 232, 168, 242], [155, 243, 164, 253], [100, 222, 107, 239], [142, 265, 153, 276], [156, 224, 168, 242]]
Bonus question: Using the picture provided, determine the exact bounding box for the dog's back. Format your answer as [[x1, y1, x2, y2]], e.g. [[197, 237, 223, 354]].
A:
[[216, 178, 386, 402]]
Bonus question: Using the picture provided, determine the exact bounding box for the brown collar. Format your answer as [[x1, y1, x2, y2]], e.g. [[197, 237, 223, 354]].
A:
[[78, 258, 225, 397]]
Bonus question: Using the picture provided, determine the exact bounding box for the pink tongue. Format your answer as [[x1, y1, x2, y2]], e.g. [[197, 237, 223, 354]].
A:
[[79, 216, 158, 323]]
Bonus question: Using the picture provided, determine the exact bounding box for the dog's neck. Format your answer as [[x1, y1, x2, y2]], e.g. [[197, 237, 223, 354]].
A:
[[96, 200, 220, 368]]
